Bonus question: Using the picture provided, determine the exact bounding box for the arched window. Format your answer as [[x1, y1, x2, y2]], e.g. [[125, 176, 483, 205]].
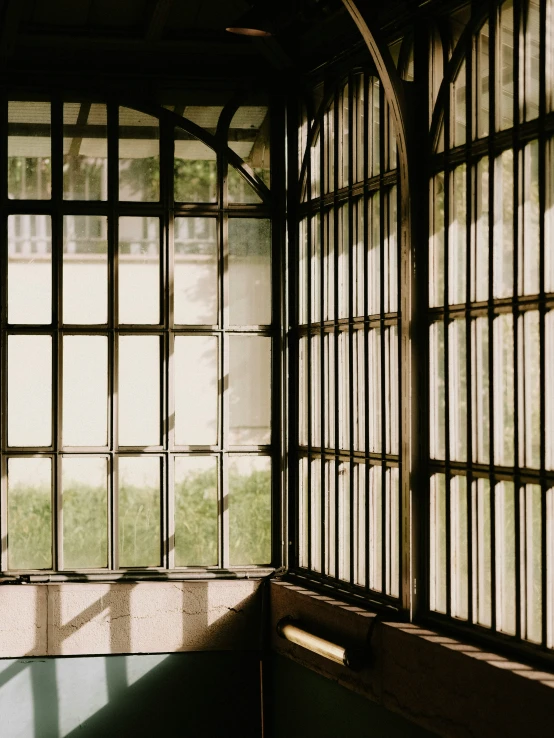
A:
[[428, 0, 554, 652], [2, 99, 275, 575]]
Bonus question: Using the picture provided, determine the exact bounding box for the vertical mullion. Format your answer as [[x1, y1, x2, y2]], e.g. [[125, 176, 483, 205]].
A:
[[0, 94, 7, 572], [333, 88, 340, 582], [108, 101, 118, 570], [306, 184, 313, 570], [52, 98, 63, 571], [363, 74, 371, 591], [348, 74, 355, 585], [539, 0, 548, 649], [489, 3, 497, 633], [379, 88, 387, 595], [466, 37, 474, 625], [513, 0, 522, 641], [319, 108, 326, 576], [161, 116, 171, 570], [221, 213, 229, 569]]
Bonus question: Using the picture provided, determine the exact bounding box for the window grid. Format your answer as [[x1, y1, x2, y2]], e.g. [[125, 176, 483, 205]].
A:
[[294, 72, 402, 608], [428, 0, 554, 654], [0, 98, 275, 575]]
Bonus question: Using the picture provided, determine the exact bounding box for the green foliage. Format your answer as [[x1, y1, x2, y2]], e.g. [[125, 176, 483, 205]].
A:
[[174, 158, 216, 203], [119, 157, 159, 201], [6, 467, 272, 570], [229, 467, 271, 565]]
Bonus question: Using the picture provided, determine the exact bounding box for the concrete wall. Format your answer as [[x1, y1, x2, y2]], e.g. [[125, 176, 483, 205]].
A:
[[269, 653, 436, 738], [0, 651, 261, 738], [0, 580, 262, 657]]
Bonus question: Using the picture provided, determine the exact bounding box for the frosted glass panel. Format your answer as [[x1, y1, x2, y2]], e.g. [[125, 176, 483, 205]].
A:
[[119, 336, 160, 447], [229, 219, 271, 326], [174, 336, 218, 446], [119, 107, 159, 202], [119, 217, 160, 324], [63, 215, 107, 324], [8, 215, 52, 325], [63, 336, 108, 447], [63, 103, 107, 200], [8, 101, 51, 200], [229, 336, 271, 445], [174, 218, 217, 325], [8, 335, 52, 447]]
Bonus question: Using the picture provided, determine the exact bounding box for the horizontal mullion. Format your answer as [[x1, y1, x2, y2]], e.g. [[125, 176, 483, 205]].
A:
[[287, 568, 402, 610], [298, 314, 399, 334], [298, 447, 400, 466], [429, 296, 554, 320], [429, 459, 554, 484]]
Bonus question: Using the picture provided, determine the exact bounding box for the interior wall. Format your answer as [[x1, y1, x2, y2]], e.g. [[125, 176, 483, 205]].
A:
[[268, 654, 436, 738], [0, 651, 262, 738]]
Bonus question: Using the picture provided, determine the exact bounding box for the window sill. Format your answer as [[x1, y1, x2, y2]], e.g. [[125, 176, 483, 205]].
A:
[[269, 580, 554, 738]]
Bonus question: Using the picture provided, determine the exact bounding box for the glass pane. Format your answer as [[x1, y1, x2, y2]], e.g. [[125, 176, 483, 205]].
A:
[[368, 327, 382, 453], [449, 319, 467, 462], [63, 215, 107, 324], [473, 157, 489, 302], [523, 484, 542, 643], [369, 465, 383, 592], [547, 311, 554, 471], [119, 107, 159, 202], [369, 78, 380, 177], [519, 311, 540, 469], [324, 103, 334, 195], [387, 467, 400, 598], [430, 473, 447, 613], [338, 83, 349, 190], [472, 478, 492, 627], [63, 103, 107, 200], [386, 187, 398, 312], [430, 321, 446, 460], [175, 456, 218, 567], [495, 481, 516, 635], [8, 457, 52, 569], [119, 217, 160, 324], [449, 164, 467, 305], [229, 336, 271, 445], [8, 101, 51, 200], [119, 336, 160, 447], [368, 194, 381, 314], [324, 459, 336, 576], [324, 332, 335, 450], [472, 317, 490, 464], [547, 487, 554, 648], [324, 210, 335, 321], [229, 219, 271, 326], [174, 217, 217, 325], [311, 334, 321, 448], [337, 461, 350, 582], [493, 149, 514, 298], [311, 459, 322, 572], [8, 215, 52, 324], [63, 336, 108, 447], [493, 314, 515, 466], [311, 213, 321, 323], [298, 337, 308, 447], [8, 335, 52, 447], [337, 206, 349, 320], [63, 457, 108, 569], [353, 462, 366, 586], [452, 61, 466, 146], [386, 325, 399, 455], [430, 174, 445, 308], [476, 22, 490, 138], [311, 133, 321, 199], [525, 1, 541, 121], [353, 75, 365, 184], [229, 456, 271, 565], [497, 0, 514, 131], [174, 131, 216, 202], [228, 105, 270, 187], [119, 457, 161, 567], [174, 336, 218, 446], [451, 476, 468, 620], [353, 329, 365, 452], [338, 331, 350, 450], [521, 141, 540, 296], [353, 200, 365, 317], [298, 457, 309, 568], [228, 167, 262, 204]]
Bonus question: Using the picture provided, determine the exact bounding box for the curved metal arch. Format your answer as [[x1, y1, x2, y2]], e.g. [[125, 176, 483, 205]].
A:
[[429, 3, 491, 154], [119, 100, 271, 205]]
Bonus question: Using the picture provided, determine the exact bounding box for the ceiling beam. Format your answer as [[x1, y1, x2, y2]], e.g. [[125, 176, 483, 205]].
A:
[[145, 0, 173, 43], [0, 0, 24, 57]]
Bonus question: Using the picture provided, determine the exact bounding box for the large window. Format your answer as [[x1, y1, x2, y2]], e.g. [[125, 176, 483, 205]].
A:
[[1, 99, 275, 574], [429, 0, 554, 653], [293, 73, 402, 606]]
